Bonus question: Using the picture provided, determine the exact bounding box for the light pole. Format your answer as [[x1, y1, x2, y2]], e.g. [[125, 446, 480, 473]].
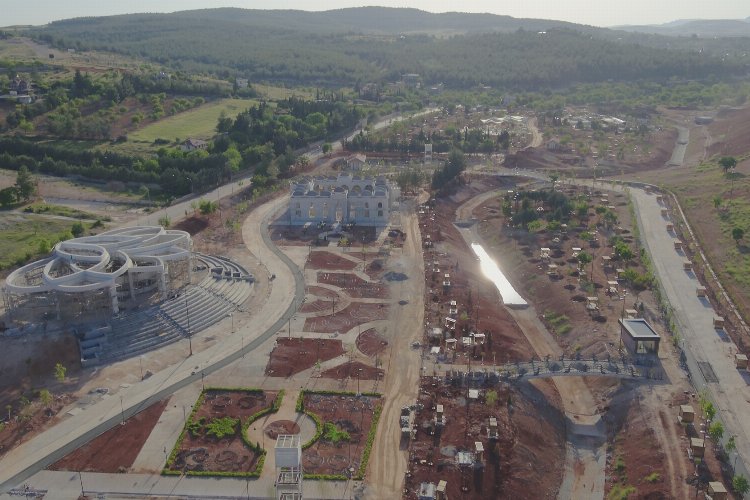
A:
[[139, 356, 143, 380], [186, 297, 192, 357], [201, 371, 205, 391], [119, 395, 125, 425]]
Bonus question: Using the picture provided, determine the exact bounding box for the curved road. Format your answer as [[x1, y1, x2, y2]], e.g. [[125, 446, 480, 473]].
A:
[[0, 196, 304, 492], [0, 107, 440, 493]]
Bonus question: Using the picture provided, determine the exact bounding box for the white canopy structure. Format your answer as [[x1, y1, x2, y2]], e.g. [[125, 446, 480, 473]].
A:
[[4, 226, 192, 322]]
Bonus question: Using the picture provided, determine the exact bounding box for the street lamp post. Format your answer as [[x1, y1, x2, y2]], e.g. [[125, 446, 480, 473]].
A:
[[186, 297, 192, 357], [119, 395, 125, 425]]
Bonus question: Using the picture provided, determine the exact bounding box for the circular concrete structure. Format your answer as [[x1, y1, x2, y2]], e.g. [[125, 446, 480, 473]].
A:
[[4, 226, 192, 323]]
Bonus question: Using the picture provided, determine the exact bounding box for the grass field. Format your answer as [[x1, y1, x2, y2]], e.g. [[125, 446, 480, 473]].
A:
[[0, 213, 84, 269], [127, 98, 255, 144], [253, 83, 314, 100]]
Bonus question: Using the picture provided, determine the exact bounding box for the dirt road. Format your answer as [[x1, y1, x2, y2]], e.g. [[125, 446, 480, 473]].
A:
[[527, 117, 544, 149], [366, 204, 425, 498]]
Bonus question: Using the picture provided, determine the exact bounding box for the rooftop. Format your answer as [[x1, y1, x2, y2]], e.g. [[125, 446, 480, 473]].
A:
[[619, 318, 660, 339], [275, 434, 300, 448]]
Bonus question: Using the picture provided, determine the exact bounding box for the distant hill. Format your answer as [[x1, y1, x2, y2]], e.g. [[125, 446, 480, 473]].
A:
[[145, 7, 599, 35], [616, 18, 750, 37], [25, 8, 750, 89]]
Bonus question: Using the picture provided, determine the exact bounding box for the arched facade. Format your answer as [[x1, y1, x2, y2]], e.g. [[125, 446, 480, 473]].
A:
[[289, 173, 399, 226]]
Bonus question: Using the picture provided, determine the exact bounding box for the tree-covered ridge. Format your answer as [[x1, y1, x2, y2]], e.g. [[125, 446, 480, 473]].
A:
[[0, 97, 360, 196], [28, 10, 748, 89]]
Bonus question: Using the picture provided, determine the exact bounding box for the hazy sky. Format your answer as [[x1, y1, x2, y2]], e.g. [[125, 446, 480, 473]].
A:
[[4, 1, 749, 28]]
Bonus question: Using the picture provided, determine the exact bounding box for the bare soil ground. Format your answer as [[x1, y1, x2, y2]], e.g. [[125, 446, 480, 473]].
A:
[[474, 180, 664, 358], [419, 180, 539, 364], [0, 392, 75, 460], [49, 399, 169, 472], [301, 392, 382, 476], [303, 302, 390, 333], [320, 361, 384, 381], [405, 378, 564, 499], [264, 420, 300, 439], [0, 332, 82, 458], [408, 178, 568, 496], [306, 251, 357, 270], [356, 328, 388, 357], [166, 389, 275, 474], [317, 272, 390, 299], [271, 224, 377, 248], [265, 338, 346, 377]]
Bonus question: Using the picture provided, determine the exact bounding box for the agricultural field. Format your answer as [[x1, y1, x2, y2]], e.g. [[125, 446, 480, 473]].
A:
[[118, 98, 255, 153], [253, 83, 314, 101]]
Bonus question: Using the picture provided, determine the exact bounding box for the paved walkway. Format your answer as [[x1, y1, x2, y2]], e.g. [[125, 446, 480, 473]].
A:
[[245, 390, 316, 480]]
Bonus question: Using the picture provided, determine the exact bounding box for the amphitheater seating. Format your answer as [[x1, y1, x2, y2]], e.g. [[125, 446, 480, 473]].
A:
[[80, 254, 254, 366]]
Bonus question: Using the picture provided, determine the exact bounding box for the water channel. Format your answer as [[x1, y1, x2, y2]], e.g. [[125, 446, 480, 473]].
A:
[[471, 242, 528, 308]]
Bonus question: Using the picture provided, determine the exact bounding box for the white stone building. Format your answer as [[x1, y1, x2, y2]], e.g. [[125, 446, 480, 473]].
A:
[[289, 173, 398, 226]]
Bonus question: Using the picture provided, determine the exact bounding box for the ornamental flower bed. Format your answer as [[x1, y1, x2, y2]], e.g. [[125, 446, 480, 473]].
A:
[[163, 388, 281, 477]]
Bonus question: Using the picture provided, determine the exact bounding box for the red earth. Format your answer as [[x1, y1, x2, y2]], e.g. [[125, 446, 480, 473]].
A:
[[265, 338, 346, 377], [264, 420, 301, 439], [301, 392, 382, 477], [405, 377, 564, 500], [356, 328, 389, 357], [303, 302, 389, 333], [320, 360, 384, 381], [306, 251, 357, 270], [317, 272, 390, 299], [50, 399, 169, 473]]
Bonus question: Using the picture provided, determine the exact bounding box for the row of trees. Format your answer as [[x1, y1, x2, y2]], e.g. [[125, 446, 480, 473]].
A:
[[346, 127, 510, 155]]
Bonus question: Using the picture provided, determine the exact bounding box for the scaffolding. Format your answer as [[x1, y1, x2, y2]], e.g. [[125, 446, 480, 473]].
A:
[[275, 434, 303, 500]]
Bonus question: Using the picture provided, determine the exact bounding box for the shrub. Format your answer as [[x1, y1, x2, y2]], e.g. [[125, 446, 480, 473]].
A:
[[205, 416, 239, 439], [323, 422, 351, 444], [355, 404, 382, 480], [645, 472, 661, 483], [607, 484, 636, 500]]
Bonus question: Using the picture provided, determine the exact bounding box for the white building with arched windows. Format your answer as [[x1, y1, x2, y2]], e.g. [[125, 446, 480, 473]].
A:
[[289, 173, 398, 226]]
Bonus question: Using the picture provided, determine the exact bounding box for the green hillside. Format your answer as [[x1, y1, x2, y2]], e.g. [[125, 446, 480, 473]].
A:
[[27, 8, 749, 90]]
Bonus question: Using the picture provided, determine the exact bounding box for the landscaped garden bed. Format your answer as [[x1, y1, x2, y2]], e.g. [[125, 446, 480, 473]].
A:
[[163, 388, 282, 478], [296, 390, 382, 480]]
